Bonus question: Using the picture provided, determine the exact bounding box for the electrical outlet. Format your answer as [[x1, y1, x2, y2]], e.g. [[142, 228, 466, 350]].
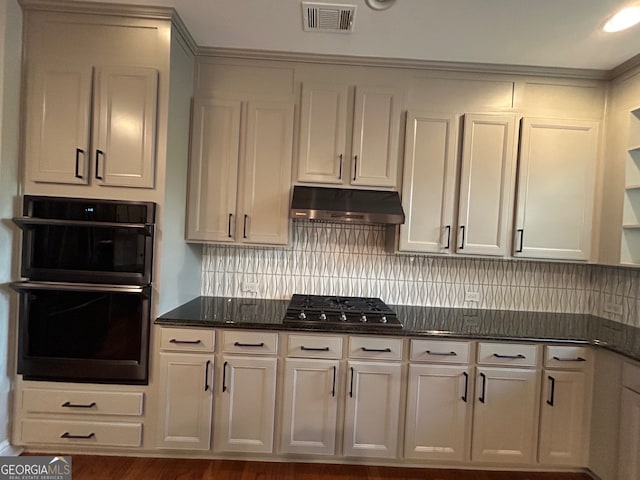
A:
[[465, 291, 480, 302], [603, 301, 623, 315], [242, 281, 259, 293]]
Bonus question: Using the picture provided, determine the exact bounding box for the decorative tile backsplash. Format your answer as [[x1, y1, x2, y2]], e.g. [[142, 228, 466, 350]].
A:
[[202, 221, 640, 328]]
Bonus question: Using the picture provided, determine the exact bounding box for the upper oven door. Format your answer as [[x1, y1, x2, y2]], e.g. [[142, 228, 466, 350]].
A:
[[14, 196, 155, 285]]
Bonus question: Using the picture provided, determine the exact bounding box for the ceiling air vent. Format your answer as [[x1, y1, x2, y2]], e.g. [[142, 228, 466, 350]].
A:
[[302, 2, 356, 33]]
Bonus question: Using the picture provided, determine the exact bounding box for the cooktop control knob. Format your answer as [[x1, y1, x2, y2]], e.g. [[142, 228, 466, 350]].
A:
[[380, 316, 388, 323], [319, 312, 327, 321], [360, 314, 367, 323], [340, 313, 347, 322], [298, 311, 307, 320]]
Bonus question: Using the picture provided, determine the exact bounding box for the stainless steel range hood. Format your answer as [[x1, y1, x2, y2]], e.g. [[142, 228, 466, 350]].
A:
[[290, 186, 405, 225]]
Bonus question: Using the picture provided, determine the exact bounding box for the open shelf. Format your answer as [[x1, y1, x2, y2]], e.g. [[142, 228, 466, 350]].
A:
[[620, 107, 640, 266]]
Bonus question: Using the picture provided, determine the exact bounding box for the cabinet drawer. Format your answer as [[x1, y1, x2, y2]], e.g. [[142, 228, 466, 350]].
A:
[[348, 336, 403, 360], [287, 334, 343, 359], [477, 342, 539, 367], [544, 345, 592, 369], [21, 389, 143, 416], [21, 419, 142, 447], [160, 327, 215, 352], [622, 362, 640, 394], [221, 330, 278, 355], [410, 339, 471, 363]]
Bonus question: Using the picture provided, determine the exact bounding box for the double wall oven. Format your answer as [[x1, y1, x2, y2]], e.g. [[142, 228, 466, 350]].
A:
[[12, 196, 156, 384]]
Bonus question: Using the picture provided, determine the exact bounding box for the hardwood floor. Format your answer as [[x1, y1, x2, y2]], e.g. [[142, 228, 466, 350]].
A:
[[52, 455, 593, 480]]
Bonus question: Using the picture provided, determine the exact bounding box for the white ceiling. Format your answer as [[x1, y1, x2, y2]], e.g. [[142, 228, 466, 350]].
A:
[[83, 0, 640, 71]]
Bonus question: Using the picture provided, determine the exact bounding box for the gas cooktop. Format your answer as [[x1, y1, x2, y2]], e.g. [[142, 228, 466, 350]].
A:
[[283, 294, 402, 328]]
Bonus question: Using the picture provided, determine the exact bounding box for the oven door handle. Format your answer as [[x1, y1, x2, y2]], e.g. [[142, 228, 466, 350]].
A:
[[10, 281, 149, 295], [13, 217, 154, 236]]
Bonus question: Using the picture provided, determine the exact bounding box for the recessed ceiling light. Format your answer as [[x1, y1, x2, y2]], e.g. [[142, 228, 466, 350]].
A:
[[365, 0, 395, 11], [603, 5, 640, 32]]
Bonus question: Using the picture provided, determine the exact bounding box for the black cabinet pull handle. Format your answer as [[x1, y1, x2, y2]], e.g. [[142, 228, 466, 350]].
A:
[[61, 432, 95, 440], [516, 229, 524, 253], [338, 154, 343, 179], [222, 361, 228, 392], [75, 148, 84, 179], [228, 213, 233, 238], [459, 225, 466, 250], [479, 372, 486, 403], [353, 154, 358, 181], [169, 339, 202, 345], [547, 375, 556, 406], [552, 356, 586, 362], [349, 366, 354, 398], [444, 225, 451, 249], [234, 341, 265, 348], [95, 149, 104, 180], [243, 214, 248, 239], [204, 360, 211, 392], [301, 346, 330, 352], [426, 350, 457, 356], [493, 353, 526, 359], [331, 366, 336, 397], [462, 371, 469, 402], [361, 347, 391, 353], [62, 401, 96, 409]]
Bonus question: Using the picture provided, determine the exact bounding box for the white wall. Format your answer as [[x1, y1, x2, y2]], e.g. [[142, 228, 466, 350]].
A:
[[0, 0, 21, 452]]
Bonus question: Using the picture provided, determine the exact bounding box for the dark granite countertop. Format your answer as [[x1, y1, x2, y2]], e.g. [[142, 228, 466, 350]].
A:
[[156, 296, 640, 362]]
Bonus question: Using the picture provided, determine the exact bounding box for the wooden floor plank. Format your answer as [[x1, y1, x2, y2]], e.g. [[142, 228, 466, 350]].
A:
[[24, 454, 593, 480]]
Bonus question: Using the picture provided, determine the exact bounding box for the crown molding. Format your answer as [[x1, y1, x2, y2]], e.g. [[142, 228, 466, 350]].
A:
[[18, 0, 175, 21], [609, 52, 640, 81], [197, 46, 610, 81]]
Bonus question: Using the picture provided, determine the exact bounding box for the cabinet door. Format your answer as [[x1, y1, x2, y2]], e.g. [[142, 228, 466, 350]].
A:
[[472, 367, 539, 464], [156, 352, 213, 450], [25, 63, 92, 185], [539, 370, 588, 466], [215, 355, 277, 453], [404, 364, 472, 461], [351, 85, 402, 188], [514, 118, 599, 261], [344, 361, 401, 458], [187, 98, 241, 242], [93, 66, 158, 188], [240, 101, 294, 245], [297, 82, 348, 184], [618, 388, 640, 480], [398, 112, 458, 253], [457, 114, 518, 256], [280, 358, 339, 455]]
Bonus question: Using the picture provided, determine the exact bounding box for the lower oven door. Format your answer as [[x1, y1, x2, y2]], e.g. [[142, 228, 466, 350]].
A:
[[11, 281, 150, 385]]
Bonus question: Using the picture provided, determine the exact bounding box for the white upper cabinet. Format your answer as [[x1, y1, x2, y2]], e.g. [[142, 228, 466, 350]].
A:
[[25, 64, 92, 185], [25, 64, 158, 188], [187, 99, 294, 246], [187, 99, 241, 242], [514, 118, 599, 261], [297, 82, 348, 184], [398, 112, 459, 253], [456, 114, 518, 256], [397, 112, 518, 257], [296, 82, 402, 189]]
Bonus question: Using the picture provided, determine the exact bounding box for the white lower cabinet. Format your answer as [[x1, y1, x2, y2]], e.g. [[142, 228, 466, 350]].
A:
[[538, 346, 592, 467], [215, 331, 278, 454], [404, 339, 473, 462], [471, 342, 540, 465], [280, 334, 343, 456], [156, 328, 215, 450], [343, 336, 403, 459], [618, 362, 640, 480]]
